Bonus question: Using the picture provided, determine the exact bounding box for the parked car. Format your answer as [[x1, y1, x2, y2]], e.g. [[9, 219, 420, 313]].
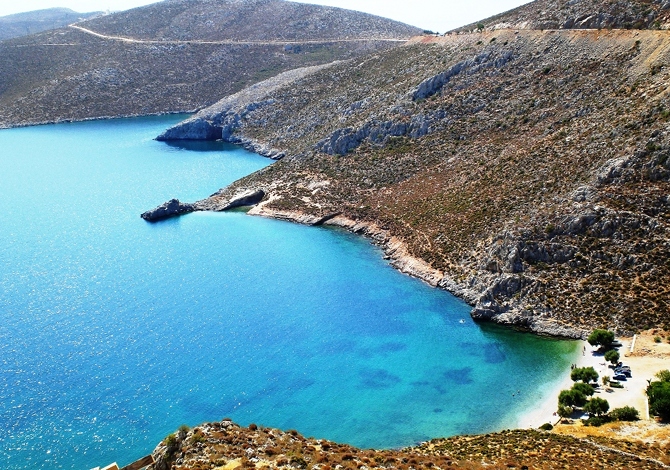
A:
[[613, 374, 628, 381]]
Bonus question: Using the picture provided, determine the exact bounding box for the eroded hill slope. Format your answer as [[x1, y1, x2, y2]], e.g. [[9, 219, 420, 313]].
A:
[[161, 28, 670, 337]]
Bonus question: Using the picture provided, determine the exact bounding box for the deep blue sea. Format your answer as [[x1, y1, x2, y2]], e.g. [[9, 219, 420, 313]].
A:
[[0, 116, 578, 469]]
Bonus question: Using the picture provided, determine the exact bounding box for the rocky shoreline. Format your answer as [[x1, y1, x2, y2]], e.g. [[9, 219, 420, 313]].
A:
[[141, 181, 586, 339], [147, 26, 670, 338], [248, 201, 586, 339]]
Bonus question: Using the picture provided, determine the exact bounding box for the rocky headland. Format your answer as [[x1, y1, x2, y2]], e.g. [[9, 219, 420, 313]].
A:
[[141, 198, 195, 221], [158, 24, 670, 338]]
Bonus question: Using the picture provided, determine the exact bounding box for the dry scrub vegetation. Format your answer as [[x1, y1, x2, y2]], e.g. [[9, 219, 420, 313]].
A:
[[146, 421, 670, 470]]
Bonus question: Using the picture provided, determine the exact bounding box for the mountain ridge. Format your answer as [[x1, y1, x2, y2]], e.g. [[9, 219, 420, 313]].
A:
[[0, 7, 101, 41], [79, 0, 421, 41], [0, 0, 421, 128]]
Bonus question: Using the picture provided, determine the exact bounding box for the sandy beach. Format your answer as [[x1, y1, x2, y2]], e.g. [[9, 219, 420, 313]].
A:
[[517, 331, 670, 430]]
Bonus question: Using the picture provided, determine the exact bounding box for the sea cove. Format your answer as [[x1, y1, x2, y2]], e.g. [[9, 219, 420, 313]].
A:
[[0, 117, 578, 470]]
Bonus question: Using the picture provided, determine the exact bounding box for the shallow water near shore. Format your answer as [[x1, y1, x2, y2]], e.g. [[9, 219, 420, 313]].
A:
[[0, 116, 579, 469]]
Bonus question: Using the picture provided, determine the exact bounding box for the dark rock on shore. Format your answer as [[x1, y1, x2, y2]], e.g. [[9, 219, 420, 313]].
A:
[[141, 199, 195, 222]]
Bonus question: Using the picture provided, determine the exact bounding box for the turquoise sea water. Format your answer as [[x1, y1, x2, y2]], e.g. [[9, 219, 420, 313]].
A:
[[0, 117, 578, 469]]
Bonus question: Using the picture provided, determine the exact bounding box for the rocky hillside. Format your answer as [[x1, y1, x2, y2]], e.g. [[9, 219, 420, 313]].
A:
[[140, 419, 669, 470], [0, 0, 420, 128], [159, 26, 670, 338], [0, 8, 100, 41], [456, 0, 670, 32]]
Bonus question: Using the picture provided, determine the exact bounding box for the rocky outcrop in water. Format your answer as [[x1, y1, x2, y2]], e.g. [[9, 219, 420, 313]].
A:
[[141, 199, 195, 222]]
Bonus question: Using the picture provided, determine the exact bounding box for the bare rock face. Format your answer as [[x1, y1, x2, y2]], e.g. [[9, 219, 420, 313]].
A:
[[141, 199, 195, 222]]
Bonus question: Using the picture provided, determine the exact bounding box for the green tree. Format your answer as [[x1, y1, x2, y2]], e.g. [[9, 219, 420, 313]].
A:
[[571, 366, 599, 384], [655, 369, 670, 383], [583, 397, 610, 417], [587, 329, 615, 349], [647, 380, 670, 422], [604, 349, 620, 365], [572, 382, 595, 397], [559, 388, 587, 408], [557, 404, 573, 421], [609, 406, 639, 421]]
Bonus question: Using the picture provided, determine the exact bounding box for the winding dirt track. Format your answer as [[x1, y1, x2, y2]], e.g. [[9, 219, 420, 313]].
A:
[[68, 24, 409, 45]]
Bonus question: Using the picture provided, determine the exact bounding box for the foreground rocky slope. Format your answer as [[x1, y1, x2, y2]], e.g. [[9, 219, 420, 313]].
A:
[[0, 0, 420, 128], [160, 27, 670, 337], [142, 420, 670, 469]]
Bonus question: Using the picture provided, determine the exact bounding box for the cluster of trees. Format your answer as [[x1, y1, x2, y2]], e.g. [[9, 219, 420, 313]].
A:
[[558, 367, 608, 419], [587, 329, 615, 350], [647, 370, 670, 422], [557, 366, 640, 425], [587, 329, 620, 364]]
